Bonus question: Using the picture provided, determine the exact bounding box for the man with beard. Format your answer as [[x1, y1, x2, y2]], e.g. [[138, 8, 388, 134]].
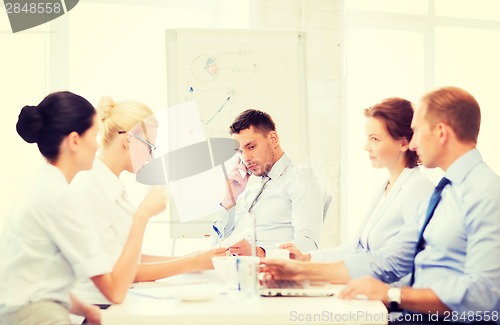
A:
[[212, 109, 327, 257]]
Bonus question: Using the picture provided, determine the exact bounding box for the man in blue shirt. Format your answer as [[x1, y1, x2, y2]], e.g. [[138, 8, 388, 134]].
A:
[[261, 87, 500, 321]]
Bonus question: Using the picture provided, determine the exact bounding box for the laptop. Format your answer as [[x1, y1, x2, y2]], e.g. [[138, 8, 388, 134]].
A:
[[259, 278, 342, 297]]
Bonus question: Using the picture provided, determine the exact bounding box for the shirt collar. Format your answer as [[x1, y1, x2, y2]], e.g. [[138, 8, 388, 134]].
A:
[[44, 163, 70, 186], [93, 158, 126, 202], [390, 167, 413, 190], [444, 148, 483, 185], [266, 152, 291, 180]]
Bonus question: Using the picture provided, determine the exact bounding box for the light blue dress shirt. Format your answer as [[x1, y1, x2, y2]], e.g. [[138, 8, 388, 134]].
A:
[[344, 149, 500, 314]]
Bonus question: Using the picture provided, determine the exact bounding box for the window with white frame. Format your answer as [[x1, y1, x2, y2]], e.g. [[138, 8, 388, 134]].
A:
[[343, 0, 500, 241], [0, 10, 48, 230]]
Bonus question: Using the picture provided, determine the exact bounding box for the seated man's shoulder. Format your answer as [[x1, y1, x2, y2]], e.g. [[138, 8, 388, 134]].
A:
[[466, 163, 500, 195], [287, 162, 319, 179], [460, 164, 500, 222]]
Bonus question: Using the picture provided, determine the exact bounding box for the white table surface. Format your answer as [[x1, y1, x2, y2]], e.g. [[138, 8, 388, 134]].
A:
[[102, 271, 388, 325]]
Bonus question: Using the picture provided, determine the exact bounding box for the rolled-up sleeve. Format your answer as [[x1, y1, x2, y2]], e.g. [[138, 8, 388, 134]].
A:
[[210, 204, 237, 247]]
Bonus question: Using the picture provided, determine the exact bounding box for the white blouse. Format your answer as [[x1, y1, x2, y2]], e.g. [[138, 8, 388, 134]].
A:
[[71, 159, 135, 304], [358, 191, 387, 250], [0, 164, 113, 316], [310, 167, 434, 262]]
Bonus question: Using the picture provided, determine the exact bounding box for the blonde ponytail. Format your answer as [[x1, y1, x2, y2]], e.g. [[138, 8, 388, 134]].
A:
[[97, 96, 154, 145]]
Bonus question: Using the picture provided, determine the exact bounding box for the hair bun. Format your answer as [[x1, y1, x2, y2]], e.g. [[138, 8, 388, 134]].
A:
[[16, 105, 43, 143], [98, 96, 116, 121]]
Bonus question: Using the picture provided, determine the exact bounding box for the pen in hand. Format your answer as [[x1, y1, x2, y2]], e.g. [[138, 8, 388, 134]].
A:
[[212, 225, 223, 248]]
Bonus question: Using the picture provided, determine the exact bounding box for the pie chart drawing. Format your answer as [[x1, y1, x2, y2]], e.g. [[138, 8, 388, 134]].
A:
[[191, 54, 220, 82]]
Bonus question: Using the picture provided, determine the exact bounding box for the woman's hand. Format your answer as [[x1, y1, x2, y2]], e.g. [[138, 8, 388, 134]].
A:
[[191, 248, 227, 270], [136, 186, 167, 222], [279, 243, 311, 261]]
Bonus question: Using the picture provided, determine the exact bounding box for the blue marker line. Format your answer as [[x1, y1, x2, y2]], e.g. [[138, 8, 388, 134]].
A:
[[205, 96, 231, 125]]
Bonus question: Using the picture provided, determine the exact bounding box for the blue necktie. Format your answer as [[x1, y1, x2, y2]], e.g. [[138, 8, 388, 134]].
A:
[[410, 177, 451, 286]]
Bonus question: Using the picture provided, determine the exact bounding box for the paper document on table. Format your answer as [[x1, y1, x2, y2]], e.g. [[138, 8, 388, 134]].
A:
[[130, 283, 175, 299], [156, 272, 214, 285], [130, 283, 223, 300]]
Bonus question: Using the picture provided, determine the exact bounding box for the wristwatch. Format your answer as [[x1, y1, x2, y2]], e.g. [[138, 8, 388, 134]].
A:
[[387, 287, 401, 309]]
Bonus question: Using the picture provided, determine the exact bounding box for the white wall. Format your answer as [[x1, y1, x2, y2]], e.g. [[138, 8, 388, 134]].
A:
[[0, 0, 342, 255], [0, 13, 48, 230], [255, 0, 343, 248], [343, 1, 500, 240], [2, 1, 499, 255]]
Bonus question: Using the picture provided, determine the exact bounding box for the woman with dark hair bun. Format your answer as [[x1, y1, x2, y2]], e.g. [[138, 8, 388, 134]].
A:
[[281, 98, 434, 278], [16, 105, 44, 143], [0, 91, 166, 325], [16, 91, 96, 162]]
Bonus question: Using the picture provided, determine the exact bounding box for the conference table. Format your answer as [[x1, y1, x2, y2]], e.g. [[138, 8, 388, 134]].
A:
[[102, 271, 388, 325]]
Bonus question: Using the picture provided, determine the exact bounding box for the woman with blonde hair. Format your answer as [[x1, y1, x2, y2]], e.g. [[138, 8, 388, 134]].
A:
[[72, 96, 225, 307]]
